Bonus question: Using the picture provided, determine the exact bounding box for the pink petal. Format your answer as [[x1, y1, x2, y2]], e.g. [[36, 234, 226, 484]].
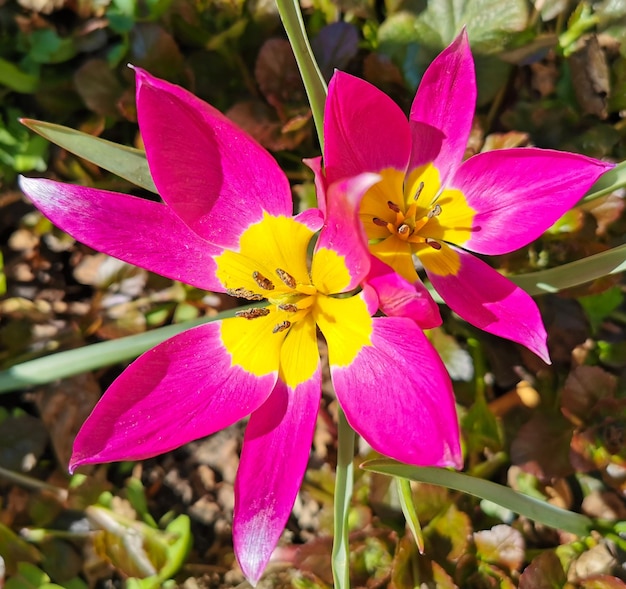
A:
[[19, 176, 222, 291], [364, 256, 442, 329], [294, 207, 324, 232], [303, 156, 327, 215], [332, 317, 461, 468], [316, 174, 381, 290], [425, 245, 550, 363], [451, 148, 614, 254], [409, 30, 475, 182], [324, 71, 411, 185], [70, 322, 277, 470], [135, 68, 293, 248], [234, 373, 321, 585]]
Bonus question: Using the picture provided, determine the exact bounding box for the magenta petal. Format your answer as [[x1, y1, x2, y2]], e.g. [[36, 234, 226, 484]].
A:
[[409, 31, 475, 180], [303, 156, 327, 215], [294, 207, 324, 232], [19, 176, 223, 291], [135, 68, 293, 247], [234, 373, 320, 585], [316, 174, 380, 289], [364, 256, 442, 329], [70, 322, 277, 470], [324, 71, 411, 184], [452, 148, 613, 254], [426, 247, 550, 363], [333, 317, 461, 468]]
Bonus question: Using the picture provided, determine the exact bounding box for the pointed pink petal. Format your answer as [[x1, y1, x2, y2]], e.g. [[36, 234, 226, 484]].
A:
[[332, 317, 461, 468], [303, 156, 327, 215], [316, 174, 380, 289], [234, 373, 321, 585], [425, 246, 550, 363], [324, 71, 411, 184], [409, 30, 475, 182], [364, 256, 442, 329], [452, 148, 614, 254], [135, 68, 293, 247], [19, 176, 222, 291], [70, 322, 277, 470]]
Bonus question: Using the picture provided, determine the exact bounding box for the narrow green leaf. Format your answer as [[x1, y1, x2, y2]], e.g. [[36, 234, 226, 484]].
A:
[[510, 243, 626, 295], [584, 159, 626, 201], [0, 58, 39, 93], [20, 119, 157, 193], [0, 306, 245, 394], [395, 477, 424, 552], [361, 460, 594, 536]]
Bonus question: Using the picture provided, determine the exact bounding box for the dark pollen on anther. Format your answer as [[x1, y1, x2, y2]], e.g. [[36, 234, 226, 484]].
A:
[[387, 200, 401, 213], [272, 320, 291, 333], [235, 307, 271, 319], [372, 217, 388, 227], [252, 271, 275, 290], [278, 303, 299, 312], [275, 268, 297, 289], [413, 181, 425, 201], [227, 287, 264, 301]]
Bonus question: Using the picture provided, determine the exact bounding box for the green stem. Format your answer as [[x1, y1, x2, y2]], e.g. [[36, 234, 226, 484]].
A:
[[274, 0, 327, 148], [332, 408, 354, 589]]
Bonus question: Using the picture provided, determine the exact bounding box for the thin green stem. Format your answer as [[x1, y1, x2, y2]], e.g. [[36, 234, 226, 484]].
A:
[[332, 408, 354, 589], [274, 0, 327, 148]]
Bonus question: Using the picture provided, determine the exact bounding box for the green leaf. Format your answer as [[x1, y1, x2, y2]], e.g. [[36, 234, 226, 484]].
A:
[[414, 0, 528, 53], [0, 57, 39, 93], [510, 243, 626, 295], [20, 119, 157, 193], [395, 477, 424, 552], [579, 287, 624, 333], [584, 159, 626, 201], [361, 460, 594, 536]]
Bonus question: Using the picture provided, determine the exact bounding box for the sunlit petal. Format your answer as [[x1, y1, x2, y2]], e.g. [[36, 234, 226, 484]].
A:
[[409, 30, 475, 183], [70, 322, 277, 470], [333, 317, 461, 468], [19, 176, 223, 291], [325, 71, 411, 184], [135, 68, 293, 247], [423, 245, 550, 363], [234, 375, 320, 585], [452, 148, 614, 254]]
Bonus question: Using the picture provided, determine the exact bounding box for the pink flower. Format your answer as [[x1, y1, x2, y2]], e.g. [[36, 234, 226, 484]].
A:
[[19, 70, 460, 584], [321, 31, 613, 363]]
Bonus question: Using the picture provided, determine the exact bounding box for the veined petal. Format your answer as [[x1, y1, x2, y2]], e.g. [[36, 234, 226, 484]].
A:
[[215, 213, 315, 296], [332, 317, 461, 468], [409, 30, 475, 182], [324, 71, 411, 185], [423, 245, 550, 363], [452, 148, 614, 254], [315, 293, 373, 368], [19, 176, 222, 291], [70, 322, 277, 470], [315, 174, 380, 290], [364, 256, 441, 329], [234, 374, 320, 585], [135, 68, 293, 247]]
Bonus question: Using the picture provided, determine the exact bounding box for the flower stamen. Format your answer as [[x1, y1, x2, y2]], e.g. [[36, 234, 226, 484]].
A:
[[272, 320, 291, 334], [276, 268, 296, 289], [227, 288, 264, 301], [253, 271, 275, 290], [236, 307, 271, 319], [387, 200, 401, 213], [278, 303, 299, 312], [428, 204, 442, 218], [372, 217, 388, 227], [413, 181, 424, 201]]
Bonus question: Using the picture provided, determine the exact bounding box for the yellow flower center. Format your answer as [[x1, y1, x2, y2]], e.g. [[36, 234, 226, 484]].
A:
[[213, 213, 373, 388]]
